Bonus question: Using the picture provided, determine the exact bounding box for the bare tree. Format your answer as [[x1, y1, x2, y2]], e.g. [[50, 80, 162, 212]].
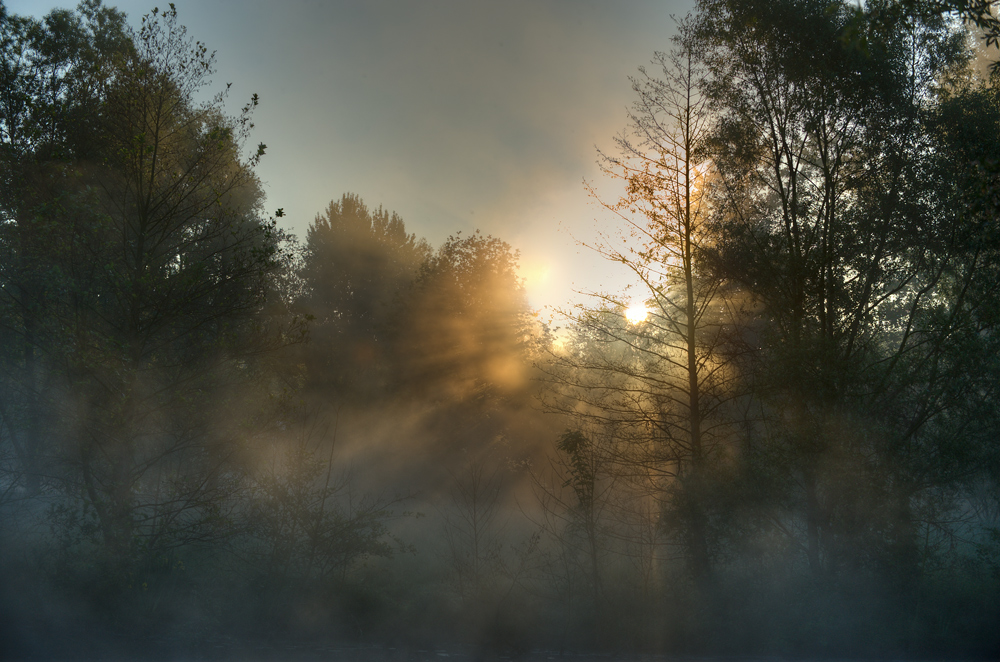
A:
[[442, 462, 506, 603], [543, 19, 736, 585]]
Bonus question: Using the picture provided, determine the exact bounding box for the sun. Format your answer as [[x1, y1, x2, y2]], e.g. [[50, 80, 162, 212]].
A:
[[624, 303, 648, 324]]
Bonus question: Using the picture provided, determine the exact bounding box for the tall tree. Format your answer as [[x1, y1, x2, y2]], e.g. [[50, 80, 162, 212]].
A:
[[0, 3, 293, 579], [0, 0, 131, 496], [545, 22, 732, 584], [297, 193, 429, 398], [697, 0, 1000, 584]]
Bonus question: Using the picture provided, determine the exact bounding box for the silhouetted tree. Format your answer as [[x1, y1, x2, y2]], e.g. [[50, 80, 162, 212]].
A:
[[297, 193, 429, 398], [544, 21, 735, 586], [697, 0, 1000, 590], [0, 0, 132, 497], [0, 3, 296, 592]]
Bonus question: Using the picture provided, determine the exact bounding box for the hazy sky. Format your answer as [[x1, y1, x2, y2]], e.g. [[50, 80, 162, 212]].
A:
[[11, 0, 693, 312]]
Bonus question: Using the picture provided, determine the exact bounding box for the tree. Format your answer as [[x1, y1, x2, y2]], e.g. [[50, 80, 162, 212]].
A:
[[395, 230, 535, 401], [0, 3, 295, 586], [244, 434, 404, 587], [442, 462, 506, 605], [0, 0, 132, 497], [544, 21, 734, 585], [297, 193, 429, 398], [696, 0, 1000, 587]]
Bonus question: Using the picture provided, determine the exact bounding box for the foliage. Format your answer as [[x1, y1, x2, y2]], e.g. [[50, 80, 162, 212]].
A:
[[297, 193, 430, 398], [693, 0, 1000, 586], [544, 18, 735, 584], [243, 439, 406, 584], [395, 230, 536, 400], [541, 0, 1000, 653], [0, 0, 295, 597]]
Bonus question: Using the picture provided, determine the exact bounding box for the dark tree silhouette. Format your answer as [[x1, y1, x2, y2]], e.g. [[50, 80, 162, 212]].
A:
[[697, 0, 1000, 588], [0, 3, 295, 588], [297, 193, 429, 398]]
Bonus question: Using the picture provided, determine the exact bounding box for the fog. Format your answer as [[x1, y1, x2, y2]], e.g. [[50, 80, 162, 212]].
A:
[[2, 0, 1000, 660]]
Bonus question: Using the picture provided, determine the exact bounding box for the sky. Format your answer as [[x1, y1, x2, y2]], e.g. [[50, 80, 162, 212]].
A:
[[11, 0, 694, 313]]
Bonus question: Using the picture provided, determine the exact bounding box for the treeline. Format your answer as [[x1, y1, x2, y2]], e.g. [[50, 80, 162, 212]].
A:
[[544, 0, 1000, 655], [0, 0, 999, 658], [0, 2, 548, 656]]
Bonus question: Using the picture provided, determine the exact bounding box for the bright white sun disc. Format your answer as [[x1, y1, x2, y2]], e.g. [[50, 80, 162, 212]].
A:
[[625, 304, 648, 323]]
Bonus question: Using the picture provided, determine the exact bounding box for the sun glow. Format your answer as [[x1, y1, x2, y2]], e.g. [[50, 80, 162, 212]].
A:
[[624, 303, 648, 324]]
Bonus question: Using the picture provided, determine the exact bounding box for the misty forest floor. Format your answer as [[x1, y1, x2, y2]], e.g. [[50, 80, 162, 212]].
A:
[[4, 630, 964, 662]]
